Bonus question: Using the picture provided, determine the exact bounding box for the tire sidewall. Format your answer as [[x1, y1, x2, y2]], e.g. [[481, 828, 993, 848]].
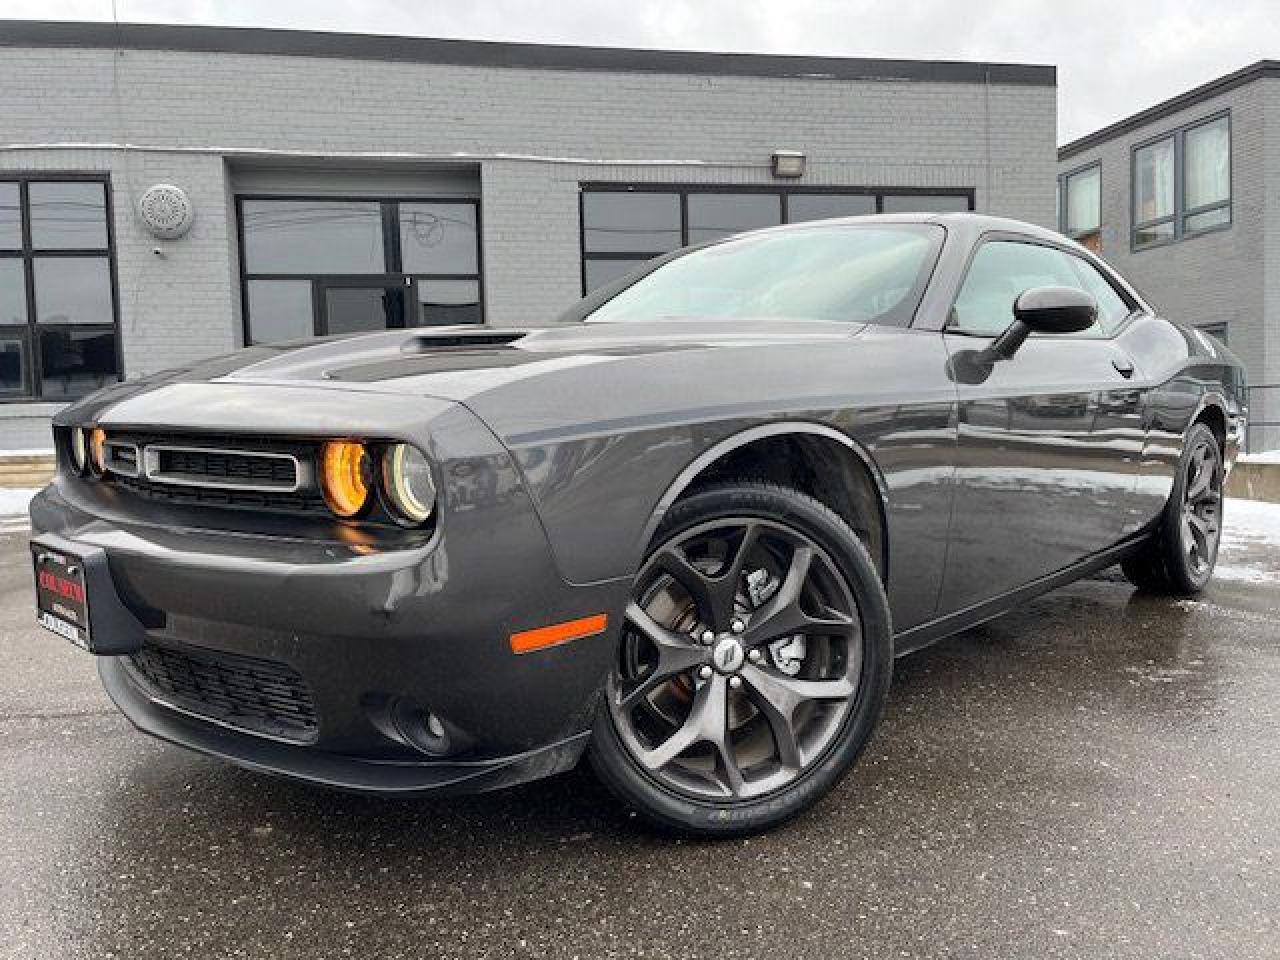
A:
[[1161, 423, 1223, 594], [589, 482, 893, 837]]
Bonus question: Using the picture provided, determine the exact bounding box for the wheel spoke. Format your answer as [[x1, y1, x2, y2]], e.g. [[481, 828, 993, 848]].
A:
[[653, 523, 760, 632], [748, 681, 803, 771], [703, 691, 746, 797], [1183, 509, 1211, 568], [652, 546, 717, 620], [637, 673, 728, 772], [745, 545, 854, 643], [742, 663, 854, 723], [616, 602, 707, 710], [1186, 512, 1209, 540], [1186, 464, 1212, 501]]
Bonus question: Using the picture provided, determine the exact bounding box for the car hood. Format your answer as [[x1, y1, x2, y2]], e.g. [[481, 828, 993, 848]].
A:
[[59, 320, 887, 441], [103, 321, 864, 400]]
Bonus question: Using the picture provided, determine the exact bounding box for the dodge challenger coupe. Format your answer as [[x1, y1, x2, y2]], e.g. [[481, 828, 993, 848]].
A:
[[30, 213, 1245, 836]]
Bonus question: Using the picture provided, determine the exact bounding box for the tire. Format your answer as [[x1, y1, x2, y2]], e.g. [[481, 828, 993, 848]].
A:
[[588, 480, 893, 838], [1121, 422, 1225, 595]]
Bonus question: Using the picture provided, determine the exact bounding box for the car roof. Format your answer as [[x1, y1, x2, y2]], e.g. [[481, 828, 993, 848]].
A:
[[756, 211, 1068, 244]]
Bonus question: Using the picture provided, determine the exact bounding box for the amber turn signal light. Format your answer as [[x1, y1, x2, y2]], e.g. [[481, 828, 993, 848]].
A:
[[89, 427, 107, 475], [510, 614, 609, 654], [320, 440, 371, 518]]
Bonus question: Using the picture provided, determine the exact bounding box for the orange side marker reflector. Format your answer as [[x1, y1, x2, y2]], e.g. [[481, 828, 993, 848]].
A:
[[510, 614, 609, 654]]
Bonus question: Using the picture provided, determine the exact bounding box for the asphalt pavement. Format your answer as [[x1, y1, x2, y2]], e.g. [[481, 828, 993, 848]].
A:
[[1, 507, 1278, 960]]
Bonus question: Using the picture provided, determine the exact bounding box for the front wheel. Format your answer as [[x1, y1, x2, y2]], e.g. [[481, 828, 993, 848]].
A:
[[588, 481, 893, 837], [1121, 422, 1224, 595]]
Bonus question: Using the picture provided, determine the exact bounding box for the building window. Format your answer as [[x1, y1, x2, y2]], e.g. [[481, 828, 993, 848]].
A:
[[580, 186, 973, 293], [238, 197, 482, 344], [1198, 322, 1228, 345], [0, 176, 120, 400], [1132, 112, 1231, 251], [1058, 164, 1102, 252]]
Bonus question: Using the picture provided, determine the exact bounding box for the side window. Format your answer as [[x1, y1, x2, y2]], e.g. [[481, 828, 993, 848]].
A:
[[950, 240, 1105, 337], [1067, 256, 1134, 334]]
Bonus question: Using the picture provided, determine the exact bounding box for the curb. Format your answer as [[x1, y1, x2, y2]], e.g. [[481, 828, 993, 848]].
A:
[[1227, 461, 1280, 504], [0, 454, 54, 489]]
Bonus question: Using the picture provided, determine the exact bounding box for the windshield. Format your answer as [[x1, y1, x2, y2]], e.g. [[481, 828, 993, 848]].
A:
[[585, 223, 943, 326]]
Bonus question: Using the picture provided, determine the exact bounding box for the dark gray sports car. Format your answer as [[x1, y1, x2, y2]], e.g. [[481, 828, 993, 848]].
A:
[[30, 213, 1245, 836]]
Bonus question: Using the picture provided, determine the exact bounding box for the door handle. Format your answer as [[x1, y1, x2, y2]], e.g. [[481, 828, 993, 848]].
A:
[[1112, 358, 1135, 378]]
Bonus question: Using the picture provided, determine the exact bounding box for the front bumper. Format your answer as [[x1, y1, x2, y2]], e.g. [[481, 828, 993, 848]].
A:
[[98, 655, 591, 795], [30, 444, 629, 795]]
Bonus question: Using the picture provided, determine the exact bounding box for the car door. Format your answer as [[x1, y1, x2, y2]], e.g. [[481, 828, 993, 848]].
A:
[[938, 237, 1146, 613]]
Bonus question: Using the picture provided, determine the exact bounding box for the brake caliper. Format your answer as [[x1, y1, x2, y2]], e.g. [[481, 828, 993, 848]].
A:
[[768, 635, 806, 677]]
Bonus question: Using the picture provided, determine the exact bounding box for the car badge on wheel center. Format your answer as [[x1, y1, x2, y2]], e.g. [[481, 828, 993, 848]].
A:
[[712, 636, 746, 674]]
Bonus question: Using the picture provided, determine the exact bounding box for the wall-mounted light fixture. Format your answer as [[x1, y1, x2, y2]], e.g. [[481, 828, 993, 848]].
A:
[[771, 150, 806, 178]]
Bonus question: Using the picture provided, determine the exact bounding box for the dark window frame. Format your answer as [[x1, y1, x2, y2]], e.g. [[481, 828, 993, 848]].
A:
[[236, 194, 484, 344], [578, 183, 975, 296], [1197, 322, 1229, 345], [0, 172, 122, 403], [946, 231, 1141, 341], [1131, 110, 1232, 252], [1057, 161, 1102, 248]]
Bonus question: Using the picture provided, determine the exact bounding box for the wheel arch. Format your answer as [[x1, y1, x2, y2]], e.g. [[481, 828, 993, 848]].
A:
[[641, 422, 891, 582], [1192, 398, 1228, 451]]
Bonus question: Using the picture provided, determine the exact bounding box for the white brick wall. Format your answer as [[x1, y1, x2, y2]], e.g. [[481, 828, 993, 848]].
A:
[[0, 40, 1055, 447]]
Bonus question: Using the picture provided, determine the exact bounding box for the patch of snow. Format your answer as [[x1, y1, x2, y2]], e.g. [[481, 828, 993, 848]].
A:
[[0, 489, 37, 532], [1211, 563, 1279, 585], [1222, 497, 1280, 549]]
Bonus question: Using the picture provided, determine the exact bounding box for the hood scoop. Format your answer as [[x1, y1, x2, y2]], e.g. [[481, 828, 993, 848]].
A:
[[327, 349, 536, 383], [322, 329, 533, 382], [399, 330, 526, 354]]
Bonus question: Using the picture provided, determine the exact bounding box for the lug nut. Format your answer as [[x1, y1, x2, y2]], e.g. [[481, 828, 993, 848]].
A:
[[698, 665, 713, 681], [728, 676, 743, 690], [748, 648, 763, 664], [700, 629, 715, 645], [731, 619, 745, 634]]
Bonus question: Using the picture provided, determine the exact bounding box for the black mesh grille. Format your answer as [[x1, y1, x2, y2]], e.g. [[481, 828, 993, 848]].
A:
[[159, 448, 298, 487], [108, 432, 327, 517], [126, 643, 319, 742], [115, 474, 329, 515]]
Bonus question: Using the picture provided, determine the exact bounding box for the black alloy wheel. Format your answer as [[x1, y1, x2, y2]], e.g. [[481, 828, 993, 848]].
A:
[[589, 481, 893, 837], [1122, 422, 1224, 595]]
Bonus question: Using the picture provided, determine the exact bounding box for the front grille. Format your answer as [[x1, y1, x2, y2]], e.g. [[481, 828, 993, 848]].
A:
[[154, 447, 299, 489], [115, 474, 329, 515], [106, 432, 327, 517], [126, 643, 319, 742]]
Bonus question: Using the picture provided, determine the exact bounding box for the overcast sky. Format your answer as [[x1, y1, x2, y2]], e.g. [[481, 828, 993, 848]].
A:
[[5, 0, 1277, 143]]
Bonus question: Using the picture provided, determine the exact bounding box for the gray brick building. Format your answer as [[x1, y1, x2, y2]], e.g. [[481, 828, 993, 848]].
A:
[[0, 20, 1056, 449], [1057, 61, 1279, 450]]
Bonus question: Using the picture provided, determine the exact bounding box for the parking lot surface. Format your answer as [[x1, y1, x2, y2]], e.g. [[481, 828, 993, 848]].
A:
[[2, 502, 1278, 960]]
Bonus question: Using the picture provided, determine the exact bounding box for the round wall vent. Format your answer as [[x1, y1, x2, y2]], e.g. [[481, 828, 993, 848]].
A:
[[138, 184, 195, 240]]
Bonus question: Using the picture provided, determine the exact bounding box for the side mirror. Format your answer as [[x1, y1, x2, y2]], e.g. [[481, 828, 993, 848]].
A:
[[987, 286, 1097, 361]]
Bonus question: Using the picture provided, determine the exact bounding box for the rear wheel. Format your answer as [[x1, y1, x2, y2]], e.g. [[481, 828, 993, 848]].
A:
[[588, 481, 892, 837], [1121, 422, 1224, 595]]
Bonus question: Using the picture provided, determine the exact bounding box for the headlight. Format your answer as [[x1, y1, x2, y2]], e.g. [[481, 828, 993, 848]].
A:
[[69, 427, 88, 475], [89, 427, 107, 475], [380, 443, 436, 526], [320, 440, 371, 518]]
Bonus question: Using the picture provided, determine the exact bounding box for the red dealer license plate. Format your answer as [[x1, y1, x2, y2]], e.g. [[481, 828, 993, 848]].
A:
[[32, 544, 92, 651]]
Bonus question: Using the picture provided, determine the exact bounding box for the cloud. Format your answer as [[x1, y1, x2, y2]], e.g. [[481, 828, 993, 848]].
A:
[[7, 0, 1276, 142]]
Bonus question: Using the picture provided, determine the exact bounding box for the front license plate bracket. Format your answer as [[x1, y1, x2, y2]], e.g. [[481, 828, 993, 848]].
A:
[[30, 534, 149, 655]]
